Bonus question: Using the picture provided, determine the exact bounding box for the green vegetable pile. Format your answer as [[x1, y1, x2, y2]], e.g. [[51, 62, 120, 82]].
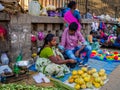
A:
[[0, 84, 57, 90], [50, 78, 75, 90], [0, 79, 75, 90], [0, 78, 75, 90]]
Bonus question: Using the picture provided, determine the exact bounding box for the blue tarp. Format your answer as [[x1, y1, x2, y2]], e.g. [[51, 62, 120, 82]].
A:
[[29, 59, 120, 82], [55, 59, 120, 82], [113, 42, 120, 47]]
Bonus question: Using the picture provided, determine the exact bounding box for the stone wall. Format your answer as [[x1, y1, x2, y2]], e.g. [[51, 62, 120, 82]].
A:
[[0, 13, 65, 61], [0, 13, 11, 58], [9, 14, 32, 61], [0, 13, 99, 61]]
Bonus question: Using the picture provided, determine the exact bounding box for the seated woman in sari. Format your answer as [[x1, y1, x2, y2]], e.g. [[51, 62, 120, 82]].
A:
[[63, 1, 81, 30], [36, 34, 75, 78]]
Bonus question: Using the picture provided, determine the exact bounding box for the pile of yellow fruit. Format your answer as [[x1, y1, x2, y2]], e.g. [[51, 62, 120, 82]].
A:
[[68, 67, 107, 90]]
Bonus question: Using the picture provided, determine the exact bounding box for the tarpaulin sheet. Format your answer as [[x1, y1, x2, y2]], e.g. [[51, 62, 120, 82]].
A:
[[57, 59, 120, 82], [29, 59, 120, 82]]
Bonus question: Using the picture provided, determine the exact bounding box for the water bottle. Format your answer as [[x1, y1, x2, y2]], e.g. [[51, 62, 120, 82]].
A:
[[0, 53, 9, 65]]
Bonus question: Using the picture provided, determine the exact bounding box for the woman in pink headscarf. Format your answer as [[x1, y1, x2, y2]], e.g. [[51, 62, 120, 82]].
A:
[[63, 1, 81, 31]]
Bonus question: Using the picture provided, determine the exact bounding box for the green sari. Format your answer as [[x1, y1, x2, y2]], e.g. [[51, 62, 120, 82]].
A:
[[36, 47, 70, 78]]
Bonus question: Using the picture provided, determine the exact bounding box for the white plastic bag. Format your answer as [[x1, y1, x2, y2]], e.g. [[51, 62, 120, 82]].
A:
[[0, 3, 4, 11], [105, 15, 111, 21], [100, 15, 105, 20], [0, 65, 12, 74], [40, 8, 48, 16], [28, 1, 41, 16], [33, 73, 50, 83], [1, 53, 9, 65]]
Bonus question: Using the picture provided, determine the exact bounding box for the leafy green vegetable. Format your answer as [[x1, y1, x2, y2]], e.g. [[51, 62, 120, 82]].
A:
[[0, 84, 57, 90], [0, 78, 75, 90], [50, 78, 75, 90]]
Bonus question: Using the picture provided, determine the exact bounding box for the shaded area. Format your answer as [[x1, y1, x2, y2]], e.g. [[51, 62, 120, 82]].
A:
[[100, 65, 120, 90]]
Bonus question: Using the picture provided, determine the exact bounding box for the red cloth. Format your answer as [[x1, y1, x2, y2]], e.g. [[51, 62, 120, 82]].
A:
[[0, 26, 6, 36]]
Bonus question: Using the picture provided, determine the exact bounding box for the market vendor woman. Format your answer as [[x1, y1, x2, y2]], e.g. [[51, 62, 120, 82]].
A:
[[36, 34, 76, 78]]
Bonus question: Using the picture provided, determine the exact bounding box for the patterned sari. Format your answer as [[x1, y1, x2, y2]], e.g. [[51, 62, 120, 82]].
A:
[[35, 48, 70, 78]]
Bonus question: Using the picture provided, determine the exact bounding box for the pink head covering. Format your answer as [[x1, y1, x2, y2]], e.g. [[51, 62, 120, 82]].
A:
[[64, 10, 81, 31]]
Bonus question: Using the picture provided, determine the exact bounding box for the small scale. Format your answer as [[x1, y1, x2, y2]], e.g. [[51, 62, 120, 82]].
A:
[[1, 66, 29, 84]]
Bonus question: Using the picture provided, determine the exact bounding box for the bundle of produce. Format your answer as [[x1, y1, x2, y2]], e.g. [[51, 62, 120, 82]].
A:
[[46, 5, 56, 17], [0, 0, 24, 14], [46, 5, 56, 11], [40, 8, 48, 16], [0, 83, 57, 90], [50, 77, 75, 90], [67, 67, 108, 90], [0, 77, 75, 90]]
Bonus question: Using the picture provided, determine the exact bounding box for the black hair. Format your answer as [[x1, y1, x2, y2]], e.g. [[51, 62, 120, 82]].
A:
[[69, 22, 78, 31], [44, 34, 55, 45], [90, 30, 95, 34], [67, 1, 76, 9], [37, 34, 55, 55], [87, 9, 90, 12], [116, 23, 120, 28]]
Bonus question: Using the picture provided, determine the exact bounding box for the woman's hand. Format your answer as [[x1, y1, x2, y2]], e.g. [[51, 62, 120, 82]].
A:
[[49, 56, 76, 64], [67, 59, 76, 63]]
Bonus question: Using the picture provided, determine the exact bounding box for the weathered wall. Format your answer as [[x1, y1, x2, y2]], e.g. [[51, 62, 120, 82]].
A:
[[9, 14, 32, 61], [0, 13, 11, 58], [0, 12, 99, 61]]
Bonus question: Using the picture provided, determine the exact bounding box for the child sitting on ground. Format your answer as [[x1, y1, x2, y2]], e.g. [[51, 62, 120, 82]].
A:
[[87, 30, 100, 50], [98, 29, 109, 46], [107, 35, 117, 46]]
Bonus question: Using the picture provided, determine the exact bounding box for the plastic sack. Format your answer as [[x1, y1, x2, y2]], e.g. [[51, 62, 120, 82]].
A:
[[28, 1, 41, 16], [0, 3, 4, 11], [0, 26, 6, 36], [40, 8, 48, 16], [46, 5, 56, 11], [0, 53, 9, 65], [31, 35, 37, 42], [100, 15, 105, 20], [105, 15, 111, 21]]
